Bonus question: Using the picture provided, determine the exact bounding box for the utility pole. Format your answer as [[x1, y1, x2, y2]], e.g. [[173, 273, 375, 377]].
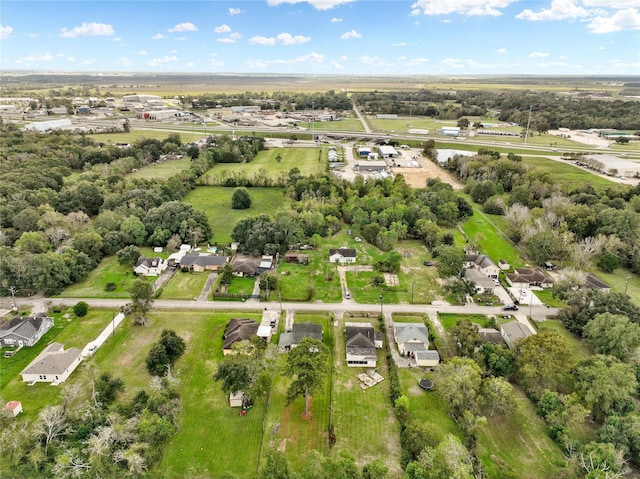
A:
[[379, 294, 383, 316], [524, 105, 532, 144], [9, 286, 18, 311]]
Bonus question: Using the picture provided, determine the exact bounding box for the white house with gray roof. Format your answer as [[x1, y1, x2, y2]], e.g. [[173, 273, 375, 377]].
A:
[[0, 315, 54, 348], [464, 254, 499, 279], [21, 342, 82, 384], [393, 323, 429, 356]]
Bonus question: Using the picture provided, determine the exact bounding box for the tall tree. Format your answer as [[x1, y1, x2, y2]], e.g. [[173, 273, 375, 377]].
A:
[[283, 337, 329, 416], [433, 357, 482, 418], [231, 187, 252, 210], [129, 279, 154, 325], [583, 313, 640, 361]]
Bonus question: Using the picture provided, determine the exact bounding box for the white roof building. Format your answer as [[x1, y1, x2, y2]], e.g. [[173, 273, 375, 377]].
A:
[[23, 119, 72, 132]]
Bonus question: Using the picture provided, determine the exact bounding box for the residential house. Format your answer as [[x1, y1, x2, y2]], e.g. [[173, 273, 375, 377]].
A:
[[134, 257, 168, 276], [345, 323, 378, 367], [505, 268, 554, 289], [329, 248, 357, 264], [500, 320, 534, 349], [393, 323, 429, 357], [222, 318, 259, 355], [230, 254, 262, 276], [0, 315, 54, 348], [464, 269, 496, 294], [464, 254, 499, 279], [21, 342, 83, 384], [180, 252, 228, 272], [278, 323, 323, 351], [478, 328, 504, 344], [585, 273, 611, 293]]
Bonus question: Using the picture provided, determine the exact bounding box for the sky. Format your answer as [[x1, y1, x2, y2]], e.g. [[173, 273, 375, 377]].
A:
[[1, 0, 639, 75]]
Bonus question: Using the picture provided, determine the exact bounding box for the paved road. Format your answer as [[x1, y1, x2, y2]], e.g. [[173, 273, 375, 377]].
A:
[[5, 296, 558, 322]]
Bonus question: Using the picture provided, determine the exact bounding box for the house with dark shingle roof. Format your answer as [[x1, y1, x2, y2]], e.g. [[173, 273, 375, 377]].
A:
[[0, 315, 54, 348], [585, 273, 611, 293], [278, 323, 323, 351], [180, 252, 228, 273], [506, 267, 554, 289], [21, 342, 82, 384], [222, 318, 259, 355], [134, 257, 168, 276], [345, 323, 378, 367]]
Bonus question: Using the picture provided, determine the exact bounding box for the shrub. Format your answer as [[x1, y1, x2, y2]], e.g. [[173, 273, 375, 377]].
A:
[[73, 301, 89, 317], [105, 282, 117, 292]]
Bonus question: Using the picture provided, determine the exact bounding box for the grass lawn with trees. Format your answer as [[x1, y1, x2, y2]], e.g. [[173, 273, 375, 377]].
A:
[[183, 186, 285, 245], [438, 313, 492, 329], [224, 275, 256, 296], [0, 308, 118, 418], [476, 386, 567, 479], [160, 271, 209, 300], [201, 147, 326, 183], [261, 312, 333, 471], [461, 210, 525, 267], [59, 255, 150, 298]]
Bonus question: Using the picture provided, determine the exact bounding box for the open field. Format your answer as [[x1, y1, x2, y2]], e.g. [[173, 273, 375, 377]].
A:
[[201, 147, 326, 183], [59, 255, 151, 298], [128, 157, 194, 180], [438, 313, 491, 329], [310, 117, 365, 132], [183, 186, 285, 244], [521, 156, 626, 193], [87, 130, 202, 145], [160, 271, 209, 300]]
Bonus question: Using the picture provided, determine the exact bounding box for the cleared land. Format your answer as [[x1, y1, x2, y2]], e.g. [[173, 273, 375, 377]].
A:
[[183, 186, 285, 244], [201, 147, 326, 183], [160, 271, 209, 300], [128, 157, 194, 180], [87, 130, 202, 144]]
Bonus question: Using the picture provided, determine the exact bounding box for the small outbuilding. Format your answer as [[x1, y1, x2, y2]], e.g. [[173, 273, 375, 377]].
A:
[[4, 401, 22, 417], [229, 391, 245, 408]]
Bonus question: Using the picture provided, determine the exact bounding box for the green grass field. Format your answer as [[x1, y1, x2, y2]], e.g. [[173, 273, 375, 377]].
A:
[[201, 147, 326, 184], [59, 255, 151, 298], [128, 157, 194, 180], [438, 313, 492, 329], [183, 186, 285, 244], [521, 156, 625, 194], [160, 271, 209, 299], [476, 386, 567, 479], [87, 130, 202, 145], [310, 117, 365, 132], [225, 276, 256, 295], [461, 210, 526, 267]]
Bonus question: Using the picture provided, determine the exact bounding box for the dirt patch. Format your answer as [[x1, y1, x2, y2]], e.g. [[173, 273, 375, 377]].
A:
[[407, 384, 423, 396], [392, 156, 464, 190], [342, 379, 354, 390], [277, 439, 287, 452]]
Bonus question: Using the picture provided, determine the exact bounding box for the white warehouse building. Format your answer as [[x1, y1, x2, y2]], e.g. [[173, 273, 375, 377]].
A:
[[378, 145, 399, 158], [23, 118, 72, 132]]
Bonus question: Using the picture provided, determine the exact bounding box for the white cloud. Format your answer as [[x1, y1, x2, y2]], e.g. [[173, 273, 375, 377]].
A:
[[393, 42, 408, 47], [176, 37, 188, 41], [587, 8, 640, 33], [404, 57, 429, 66], [529, 51, 550, 57], [249, 35, 276, 45], [16, 52, 54, 63], [229, 7, 244, 15], [118, 57, 134, 67], [276, 32, 311, 44], [496, 47, 507, 54], [147, 55, 179, 66], [331, 17, 343, 22], [82, 58, 96, 65], [330, 60, 345, 69], [111, 37, 121, 42], [583, 0, 639, 7], [168, 22, 198, 33], [186, 62, 196, 67], [214, 24, 232, 33], [59, 22, 114, 38], [411, 0, 517, 16], [217, 32, 242, 43], [66, 57, 75, 62], [267, 0, 355, 10], [338, 55, 348, 61], [137, 50, 147, 55], [209, 54, 224, 67], [152, 33, 165, 40], [341, 29, 362, 39], [249, 33, 310, 45], [516, 0, 589, 21], [1, 25, 14, 39], [358, 55, 393, 66], [247, 51, 325, 68], [442, 57, 464, 68]]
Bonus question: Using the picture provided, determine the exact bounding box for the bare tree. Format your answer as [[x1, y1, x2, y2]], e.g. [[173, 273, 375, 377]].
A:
[[51, 449, 92, 478], [571, 236, 605, 267], [34, 405, 67, 453]]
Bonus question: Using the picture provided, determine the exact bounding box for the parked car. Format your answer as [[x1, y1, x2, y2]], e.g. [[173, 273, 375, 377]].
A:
[[502, 304, 519, 311], [423, 261, 434, 267]]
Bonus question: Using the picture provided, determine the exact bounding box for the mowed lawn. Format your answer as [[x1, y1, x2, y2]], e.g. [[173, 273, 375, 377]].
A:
[[87, 130, 202, 145], [59, 255, 151, 298], [128, 157, 194, 180], [183, 186, 285, 244], [461, 209, 525, 267], [331, 318, 402, 476], [90, 310, 267, 478], [262, 313, 334, 471], [202, 147, 326, 183], [160, 270, 209, 300]]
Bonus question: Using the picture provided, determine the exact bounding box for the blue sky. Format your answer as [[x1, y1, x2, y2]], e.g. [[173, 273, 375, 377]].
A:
[[1, 0, 639, 75]]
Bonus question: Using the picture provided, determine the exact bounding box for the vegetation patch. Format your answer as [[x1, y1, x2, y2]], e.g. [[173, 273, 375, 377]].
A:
[[160, 271, 209, 300], [438, 313, 491, 329]]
